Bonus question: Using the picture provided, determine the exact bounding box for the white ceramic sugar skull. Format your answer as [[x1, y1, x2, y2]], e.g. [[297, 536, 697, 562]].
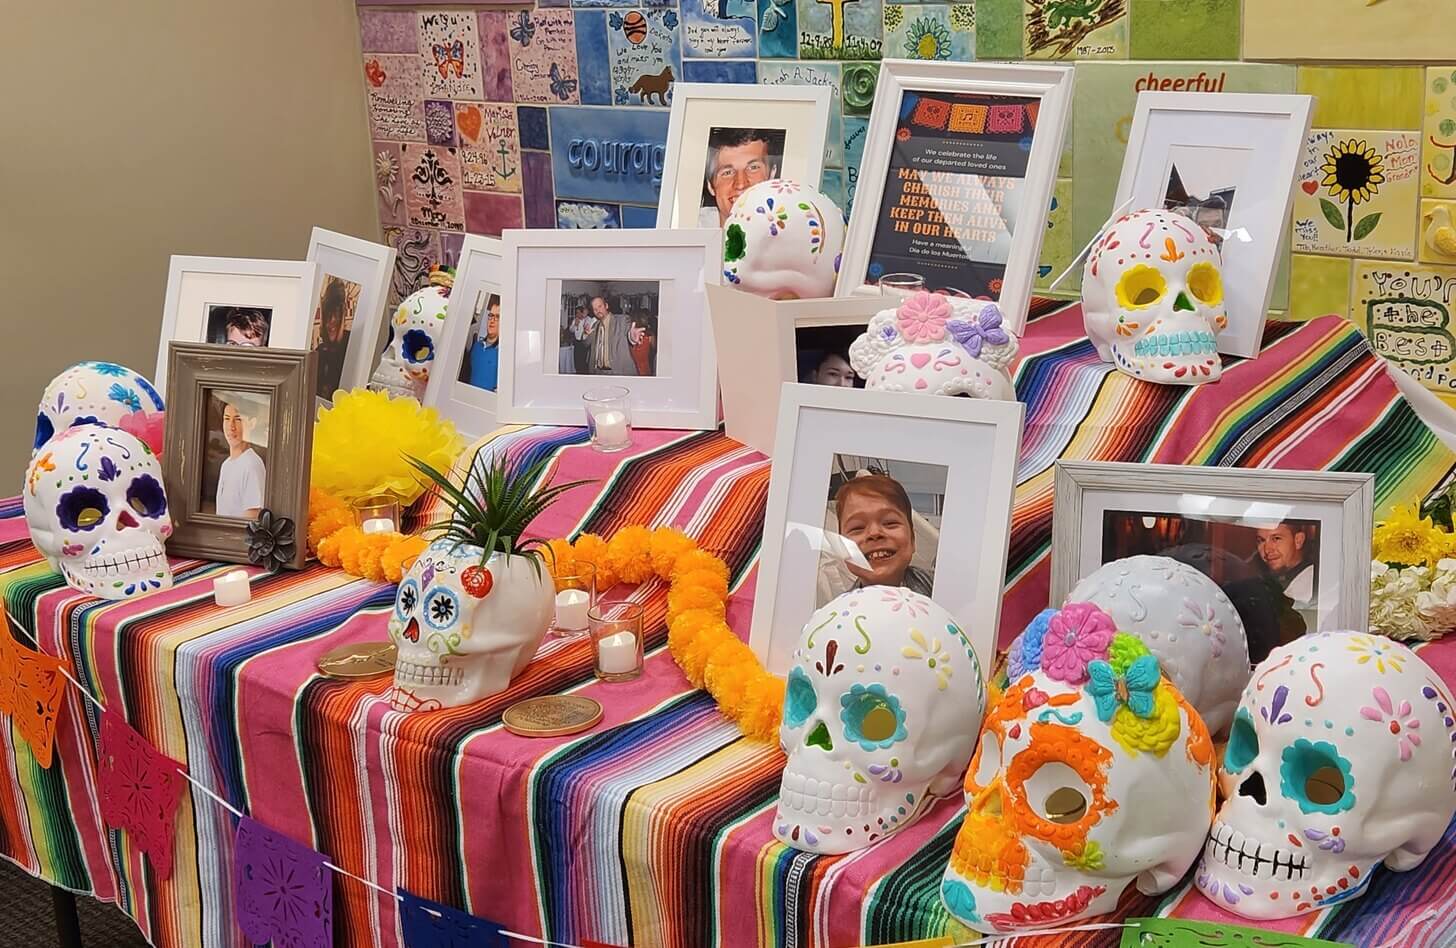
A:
[[942, 604, 1214, 934], [23, 426, 173, 600], [371, 270, 452, 400], [1082, 208, 1227, 384], [1196, 631, 1456, 919], [722, 180, 846, 300], [387, 540, 554, 711], [848, 292, 1018, 399], [1062, 555, 1250, 735], [775, 587, 984, 854], [34, 361, 165, 454]]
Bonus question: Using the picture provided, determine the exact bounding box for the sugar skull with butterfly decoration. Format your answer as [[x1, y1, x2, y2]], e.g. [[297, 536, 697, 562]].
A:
[[941, 603, 1215, 933], [848, 292, 1018, 399], [722, 180, 846, 300], [370, 266, 453, 400], [1082, 207, 1227, 385], [34, 361, 165, 455]]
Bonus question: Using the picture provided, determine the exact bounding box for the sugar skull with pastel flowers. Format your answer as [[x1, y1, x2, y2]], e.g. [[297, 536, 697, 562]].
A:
[[941, 603, 1215, 934], [34, 361, 165, 455], [371, 268, 452, 400], [848, 292, 1018, 399], [1195, 632, 1456, 919]]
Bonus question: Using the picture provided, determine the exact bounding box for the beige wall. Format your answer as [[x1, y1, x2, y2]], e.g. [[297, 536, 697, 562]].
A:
[[0, 0, 378, 478]]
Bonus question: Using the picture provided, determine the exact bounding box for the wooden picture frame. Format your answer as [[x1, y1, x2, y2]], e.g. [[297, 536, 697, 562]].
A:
[[162, 343, 317, 569]]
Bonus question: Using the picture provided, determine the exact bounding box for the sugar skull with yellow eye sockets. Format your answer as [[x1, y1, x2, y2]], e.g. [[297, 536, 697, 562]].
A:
[[1081, 208, 1228, 385]]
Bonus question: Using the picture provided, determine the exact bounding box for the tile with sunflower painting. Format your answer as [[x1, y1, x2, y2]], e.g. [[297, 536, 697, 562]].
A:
[[883, 5, 974, 62], [1292, 128, 1419, 260]]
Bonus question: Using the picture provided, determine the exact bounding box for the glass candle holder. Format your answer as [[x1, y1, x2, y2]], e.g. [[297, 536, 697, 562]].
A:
[[932, 287, 973, 299], [583, 386, 632, 453], [551, 562, 596, 639], [877, 273, 926, 298], [590, 600, 645, 682], [354, 495, 401, 535]]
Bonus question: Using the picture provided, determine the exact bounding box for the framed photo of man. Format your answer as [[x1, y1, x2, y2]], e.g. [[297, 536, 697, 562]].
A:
[[423, 234, 505, 439], [305, 228, 396, 404]]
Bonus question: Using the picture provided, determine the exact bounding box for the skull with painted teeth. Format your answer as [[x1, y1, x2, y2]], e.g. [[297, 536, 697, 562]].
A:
[[1082, 207, 1227, 384], [1195, 632, 1456, 919], [774, 587, 985, 854]]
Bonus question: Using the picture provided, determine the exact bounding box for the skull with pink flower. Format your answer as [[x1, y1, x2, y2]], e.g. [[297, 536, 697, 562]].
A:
[[848, 292, 1018, 399]]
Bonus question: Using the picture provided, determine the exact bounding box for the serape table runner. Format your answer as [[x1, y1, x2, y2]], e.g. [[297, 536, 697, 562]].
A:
[[2, 309, 1455, 947]]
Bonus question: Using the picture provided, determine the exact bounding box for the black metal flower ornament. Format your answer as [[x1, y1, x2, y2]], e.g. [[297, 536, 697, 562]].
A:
[[247, 510, 296, 569]]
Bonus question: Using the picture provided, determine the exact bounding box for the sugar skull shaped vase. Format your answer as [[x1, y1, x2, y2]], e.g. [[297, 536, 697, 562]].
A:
[[1063, 556, 1250, 735], [722, 180, 847, 300], [774, 587, 985, 854], [942, 603, 1215, 934], [1082, 208, 1227, 384], [34, 361, 165, 454], [23, 426, 173, 600], [387, 539, 554, 711], [370, 266, 453, 400], [848, 292, 1019, 399], [1195, 631, 1456, 919]]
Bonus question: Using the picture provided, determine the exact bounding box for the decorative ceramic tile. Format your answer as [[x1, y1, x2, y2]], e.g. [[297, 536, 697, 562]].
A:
[[385, 225, 442, 307], [683, 0, 757, 58], [510, 9, 581, 105], [464, 192, 525, 236], [574, 10, 614, 104], [363, 54, 426, 141], [439, 231, 466, 269], [1292, 129, 1419, 260], [683, 60, 758, 83], [975, 0, 1023, 58], [1422, 67, 1456, 200], [548, 106, 670, 204], [843, 115, 868, 212], [622, 204, 659, 227], [1245, 1, 1456, 62], [1288, 253, 1351, 321], [797, 0, 883, 60], [1128, 0, 1238, 61], [884, 5, 974, 63], [372, 141, 407, 227], [518, 106, 550, 150], [477, 11, 516, 101], [1034, 177, 1074, 292], [841, 62, 877, 116], [402, 144, 466, 232], [1298, 66, 1424, 131], [417, 11, 485, 100], [456, 103, 521, 193], [609, 10, 682, 106], [1353, 260, 1456, 395], [1024, 0, 1126, 61], [424, 99, 457, 146], [522, 151, 557, 226], [759, 61, 843, 167], [1419, 199, 1456, 265], [757, 0, 798, 57], [360, 10, 417, 53], [558, 201, 623, 228], [820, 167, 845, 209]]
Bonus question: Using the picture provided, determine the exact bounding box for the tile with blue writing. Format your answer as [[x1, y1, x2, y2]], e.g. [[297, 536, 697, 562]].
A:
[[797, 0, 884, 60], [681, 0, 757, 58], [510, 9, 581, 105], [558, 201, 623, 228], [609, 10, 682, 107], [549, 106, 671, 205], [760, 61, 843, 167], [842, 115, 868, 212], [758, 0, 798, 57]]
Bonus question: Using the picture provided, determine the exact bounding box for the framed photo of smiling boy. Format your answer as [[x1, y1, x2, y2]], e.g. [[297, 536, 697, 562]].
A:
[[750, 384, 1023, 675]]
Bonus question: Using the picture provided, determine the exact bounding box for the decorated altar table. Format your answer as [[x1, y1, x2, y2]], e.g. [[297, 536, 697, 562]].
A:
[[7, 307, 1456, 948]]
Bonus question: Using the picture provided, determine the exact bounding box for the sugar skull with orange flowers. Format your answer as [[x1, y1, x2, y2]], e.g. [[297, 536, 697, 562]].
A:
[[940, 602, 1216, 933]]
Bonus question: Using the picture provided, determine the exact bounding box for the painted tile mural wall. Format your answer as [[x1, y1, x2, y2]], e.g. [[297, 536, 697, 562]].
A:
[[357, 1, 1456, 398]]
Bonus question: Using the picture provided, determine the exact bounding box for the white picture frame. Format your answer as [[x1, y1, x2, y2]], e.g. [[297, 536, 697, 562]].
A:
[[305, 228, 396, 404], [706, 284, 885, 455], [1051, 460, 1374, 644], [751, 383, 1024, 675], [657, 83, 831, 230], [423, 235, 504, 440], [1115, 92, 1314, 359], [155, 256, 318, 393], [497, 228, 722, 430], [836, 60, 1075, 335]]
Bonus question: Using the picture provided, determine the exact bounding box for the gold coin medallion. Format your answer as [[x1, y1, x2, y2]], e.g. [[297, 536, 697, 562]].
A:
[[317, 641, 398, 680], [502, 695, 604, 738]]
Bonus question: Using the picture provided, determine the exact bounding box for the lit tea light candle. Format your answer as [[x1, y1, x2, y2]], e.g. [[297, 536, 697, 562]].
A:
[[596, 631, 639, 675], [214, 569, 251, 607], [592, 410, 629, 447], [555, 588, 590, 631], [361, 517, 396, 535]]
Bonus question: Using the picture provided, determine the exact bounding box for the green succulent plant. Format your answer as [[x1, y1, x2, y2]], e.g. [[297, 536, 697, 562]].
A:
[[407, 453, 589, 579]]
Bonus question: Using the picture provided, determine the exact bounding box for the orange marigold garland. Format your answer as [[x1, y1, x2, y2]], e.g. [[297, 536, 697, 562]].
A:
[[307, 489, 426, 583]]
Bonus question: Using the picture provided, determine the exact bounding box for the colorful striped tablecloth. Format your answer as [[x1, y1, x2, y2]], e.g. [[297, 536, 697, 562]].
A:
[[3, 309, 1456, 947]]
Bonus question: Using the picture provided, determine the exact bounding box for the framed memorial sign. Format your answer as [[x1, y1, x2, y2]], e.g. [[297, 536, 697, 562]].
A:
[[837, 61, 1074, 335]]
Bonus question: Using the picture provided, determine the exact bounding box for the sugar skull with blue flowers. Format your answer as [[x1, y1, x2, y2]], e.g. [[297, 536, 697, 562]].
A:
[[774, 586, 984, 854], [34, 361, 165, 455], [370, 268, 452, 400], [848, 292, 1018, 399], [942, 603, 1214, 934], [1196, 631, 1456, 919]]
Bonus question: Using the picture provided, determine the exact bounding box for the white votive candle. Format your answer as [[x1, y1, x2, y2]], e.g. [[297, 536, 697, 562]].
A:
[[593, 409, 629, 446], [596, 631, 639, 675], [555, 588, 590, 631], [214, 570, 251, 607], [361, 517, 396, 535]]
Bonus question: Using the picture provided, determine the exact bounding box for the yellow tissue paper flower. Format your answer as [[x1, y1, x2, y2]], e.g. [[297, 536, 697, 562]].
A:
[[311, 389, 464, 505], [1373, 504, 1442, 568]]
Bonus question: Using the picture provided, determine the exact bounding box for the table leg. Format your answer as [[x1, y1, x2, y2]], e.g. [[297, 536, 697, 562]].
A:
[[51, 885, 83, 948]]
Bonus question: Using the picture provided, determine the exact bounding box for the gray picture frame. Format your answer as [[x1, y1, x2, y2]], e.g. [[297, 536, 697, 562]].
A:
[[162, 342, 317, 569]]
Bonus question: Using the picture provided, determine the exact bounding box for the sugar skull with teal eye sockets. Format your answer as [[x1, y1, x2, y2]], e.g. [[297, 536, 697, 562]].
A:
[[773, 586, 984, 855], [1197, 631, 1456, 919]]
